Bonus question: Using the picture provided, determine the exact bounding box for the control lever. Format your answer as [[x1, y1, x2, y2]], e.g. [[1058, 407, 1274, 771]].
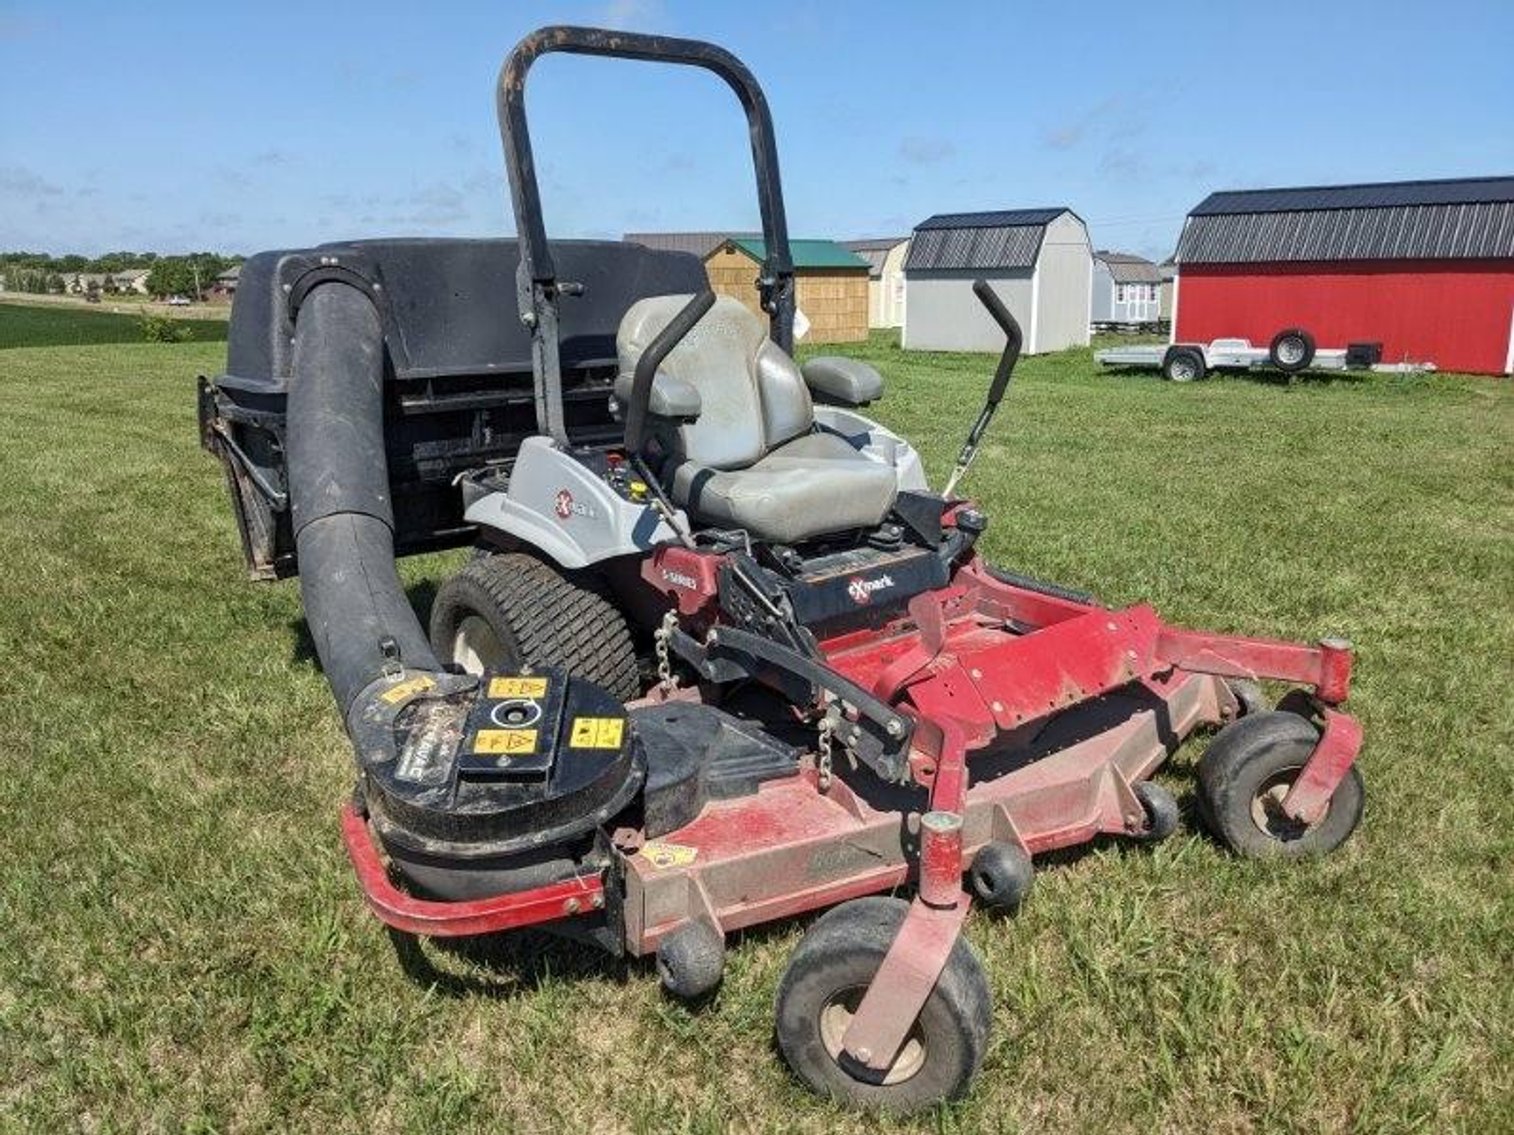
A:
[[942, 279, 1023, 499]]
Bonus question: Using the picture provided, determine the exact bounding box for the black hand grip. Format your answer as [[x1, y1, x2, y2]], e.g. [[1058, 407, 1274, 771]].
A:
[[624, 290, 716, 455], [972, 278, 1023, 408]]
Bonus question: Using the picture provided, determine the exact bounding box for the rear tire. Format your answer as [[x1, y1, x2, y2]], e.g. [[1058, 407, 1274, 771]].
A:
[[775, 897, 991, 1112], [428, 552, 641, 701], [1197, 711, 1363, 857], [1268, 328, 1317, 373]]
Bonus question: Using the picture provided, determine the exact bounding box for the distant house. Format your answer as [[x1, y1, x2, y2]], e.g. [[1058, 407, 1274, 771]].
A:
[[704, 237, 871, 343], [210, 265, 241, 301], [1090, 251, 1162, 328], [842, 237, 910, 329], [63, 273, 104, 294], [903, 208, 1092, 353], [111, 268, 151, 295]]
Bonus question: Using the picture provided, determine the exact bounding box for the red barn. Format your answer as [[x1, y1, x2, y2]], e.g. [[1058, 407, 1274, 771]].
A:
[[1174, 176, 1514, 375]]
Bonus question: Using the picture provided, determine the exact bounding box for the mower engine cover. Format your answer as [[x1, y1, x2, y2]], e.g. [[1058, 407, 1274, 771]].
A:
[[353, 666, 644, 899]]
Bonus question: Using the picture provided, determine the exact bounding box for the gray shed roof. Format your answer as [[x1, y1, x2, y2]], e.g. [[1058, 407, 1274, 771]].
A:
[[1095, 250, 1161, 284], [623, 231, 757, 259], [906, 208, 1076, 272], [842, 237, 908, 278], [1178, 176, 1514, 264]]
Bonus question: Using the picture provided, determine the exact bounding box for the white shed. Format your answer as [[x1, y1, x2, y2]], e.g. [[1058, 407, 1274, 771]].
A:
[[842, 237, 910, 329], [902, 208, 1092, 354], [1090, 250, 1162, 329]]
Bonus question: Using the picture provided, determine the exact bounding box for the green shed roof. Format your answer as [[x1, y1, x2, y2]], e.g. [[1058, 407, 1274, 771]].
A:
[[724, 237, 869, 270]]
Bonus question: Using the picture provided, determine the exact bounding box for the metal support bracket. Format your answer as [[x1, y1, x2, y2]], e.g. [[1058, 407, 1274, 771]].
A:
[[840, 892, 969, 1073], [1281, 707, 1363, 825]]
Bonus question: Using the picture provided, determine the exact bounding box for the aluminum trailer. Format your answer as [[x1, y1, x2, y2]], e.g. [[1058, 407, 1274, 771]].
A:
[[1096, 333, 1436, 381]]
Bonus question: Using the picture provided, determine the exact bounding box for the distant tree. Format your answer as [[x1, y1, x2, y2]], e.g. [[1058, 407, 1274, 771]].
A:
[[45, 272, 65, 294], [56, 254, 89, 273], [146, 258, 198, 299]]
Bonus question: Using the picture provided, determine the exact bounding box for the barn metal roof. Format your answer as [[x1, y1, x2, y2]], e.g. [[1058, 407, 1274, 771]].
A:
[[842, 238, 908, 278], [623, 231, 756, 259], [1095, 250, 1162, 284], [1190, 176, 1514, 216], [906, 208, 1076, 272], [1178, 176, 1514, 263], [916, 208, 1068, 230]]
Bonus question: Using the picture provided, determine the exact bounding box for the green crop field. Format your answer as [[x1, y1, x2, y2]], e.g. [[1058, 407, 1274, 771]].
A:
[[2, 335, 1510, 1132], [0, 299, 229, 349]]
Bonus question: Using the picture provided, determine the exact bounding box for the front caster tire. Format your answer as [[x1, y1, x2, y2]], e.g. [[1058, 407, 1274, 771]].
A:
[[1198, 711, 1364, 858], [969, 841, 1034, 910], [775, 897, 991, 1113], [428, 552, 640, 701], [657, 920, 725, 1000], [1132, 781, 1180, 842]]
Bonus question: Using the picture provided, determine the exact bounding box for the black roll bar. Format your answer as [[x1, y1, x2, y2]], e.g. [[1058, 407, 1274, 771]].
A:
[[497, 26, 796, 444]]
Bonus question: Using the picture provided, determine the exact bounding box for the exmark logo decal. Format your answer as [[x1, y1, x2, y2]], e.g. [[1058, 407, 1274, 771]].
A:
[[661, 568, 699, 590], [553, 489, 595, 521], [847, 573, 895, 605]]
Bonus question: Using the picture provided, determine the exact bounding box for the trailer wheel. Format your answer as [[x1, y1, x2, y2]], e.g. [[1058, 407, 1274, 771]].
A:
[[1197, 712, 1364, 857], [429, 552, 641, 701], [1268, 328, 1316, 373], [775, 897, 991, 1112], [1161, 346, 1206, 382]]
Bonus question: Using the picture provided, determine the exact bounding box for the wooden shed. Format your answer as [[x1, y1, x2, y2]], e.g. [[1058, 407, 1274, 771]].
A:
[[704, 237, 871, 343]]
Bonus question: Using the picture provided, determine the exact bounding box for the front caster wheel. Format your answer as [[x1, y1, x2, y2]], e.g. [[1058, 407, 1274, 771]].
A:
[[657, 920, 725, 1000], [1132, 781, 1180, 842], [775, 897, 991, 1112], [969, 841, 1034, 910], [1198, 711, 1364, 858]]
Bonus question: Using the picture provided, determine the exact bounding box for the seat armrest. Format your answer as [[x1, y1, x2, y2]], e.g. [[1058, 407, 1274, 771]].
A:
[[801, 357, 884, 406], [613, 369, 702, 420]]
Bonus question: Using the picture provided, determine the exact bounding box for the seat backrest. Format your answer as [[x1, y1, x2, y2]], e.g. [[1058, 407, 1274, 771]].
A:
[[617, 294, 813, 470]]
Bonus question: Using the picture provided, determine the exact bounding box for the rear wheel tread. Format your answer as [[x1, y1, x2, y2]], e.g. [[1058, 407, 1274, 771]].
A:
[[430, 552, 640, 700]]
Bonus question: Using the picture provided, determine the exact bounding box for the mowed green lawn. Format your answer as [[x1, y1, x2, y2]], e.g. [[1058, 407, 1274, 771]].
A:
[[0, 300, 229, 349], [2, 334, 1511, 1133]]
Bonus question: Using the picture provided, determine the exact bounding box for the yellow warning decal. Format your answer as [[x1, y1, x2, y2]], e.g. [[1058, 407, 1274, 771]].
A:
[[570, 716, 625, 750], [488, 676, 549, 699], [640, 842, 698, 870], [379, 675, 436, 705], [472, 728, 538, 755]]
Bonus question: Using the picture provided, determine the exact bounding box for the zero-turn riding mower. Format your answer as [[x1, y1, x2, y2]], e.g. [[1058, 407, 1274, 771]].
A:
[[199, 26, 1366, 1111]]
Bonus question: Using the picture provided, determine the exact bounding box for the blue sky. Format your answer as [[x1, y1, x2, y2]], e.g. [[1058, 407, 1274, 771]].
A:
[[2, 0, 1510, 260]]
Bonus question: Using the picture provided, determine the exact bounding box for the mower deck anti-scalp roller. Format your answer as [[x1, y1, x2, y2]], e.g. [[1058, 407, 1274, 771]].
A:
[[201, 24, 1367, 1113]]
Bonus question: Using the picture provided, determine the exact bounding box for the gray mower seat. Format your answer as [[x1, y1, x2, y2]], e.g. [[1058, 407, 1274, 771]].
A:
[[617, 295, 898, 544]]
